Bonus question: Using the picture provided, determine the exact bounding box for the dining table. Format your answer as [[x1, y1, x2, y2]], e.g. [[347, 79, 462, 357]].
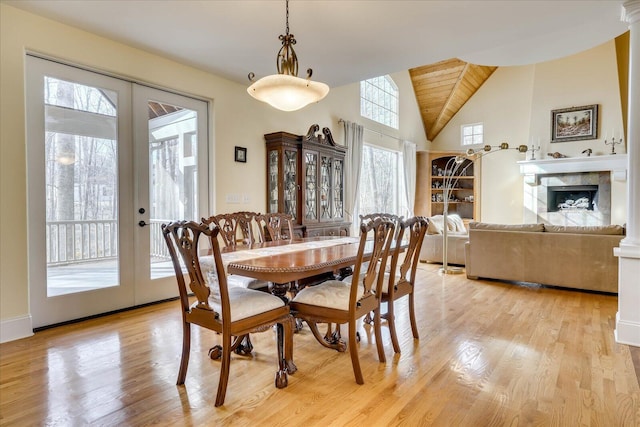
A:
[[222, 236, 362, 299], [200, 234, 403, 374]]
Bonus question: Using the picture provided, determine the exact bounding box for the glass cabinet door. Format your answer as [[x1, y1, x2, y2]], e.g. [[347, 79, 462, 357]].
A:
[[333, 158, 344, 219], [268, 149, 279, 213], [284, 149, 297, 220], [304, 151, 317, 221], [320, 155, 332, 220]]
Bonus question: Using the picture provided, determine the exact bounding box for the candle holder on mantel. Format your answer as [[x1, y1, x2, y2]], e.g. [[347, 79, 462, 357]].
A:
[[604, 137, 622, 155], [529, 145, 540, 160]]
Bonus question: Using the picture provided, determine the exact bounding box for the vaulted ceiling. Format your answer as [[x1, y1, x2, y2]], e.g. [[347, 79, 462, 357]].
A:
[[3, 1, 629, 142], [409, 59, 497, 142]]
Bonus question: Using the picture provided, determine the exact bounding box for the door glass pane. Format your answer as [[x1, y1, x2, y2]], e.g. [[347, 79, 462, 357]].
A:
[[148, 102, 199, 279], [44, 77, 120, 296]]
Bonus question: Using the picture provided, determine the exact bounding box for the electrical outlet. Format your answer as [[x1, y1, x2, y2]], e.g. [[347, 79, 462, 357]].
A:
[[243, 194, 250, 204], [225, 194, 241, 203]]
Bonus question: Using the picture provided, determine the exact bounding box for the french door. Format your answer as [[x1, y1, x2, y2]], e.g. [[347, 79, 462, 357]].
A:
[[26, 56, 209, 328]]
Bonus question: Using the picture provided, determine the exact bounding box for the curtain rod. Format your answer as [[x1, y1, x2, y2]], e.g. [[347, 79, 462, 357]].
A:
[[338, 118, 402, 142]]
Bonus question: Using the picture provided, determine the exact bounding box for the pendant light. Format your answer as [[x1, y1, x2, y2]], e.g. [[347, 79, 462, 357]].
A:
[[247, 0, 329, 112]]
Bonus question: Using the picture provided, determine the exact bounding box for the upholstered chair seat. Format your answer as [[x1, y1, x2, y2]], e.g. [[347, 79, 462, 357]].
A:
[[209, 286, 285, 322], [291, 280, 364, 311]]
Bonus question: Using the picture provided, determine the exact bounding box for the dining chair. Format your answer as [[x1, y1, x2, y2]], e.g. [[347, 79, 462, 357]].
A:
[[289, 217, 396, 384], [201, 212, 269, 355], [202, 212, 267, 289], [203, 211, 260, 247], [346, 213, 403, 325], [256, 212, 295, 242], [380, 216, 429, 353], [161, 220, 293, 407]]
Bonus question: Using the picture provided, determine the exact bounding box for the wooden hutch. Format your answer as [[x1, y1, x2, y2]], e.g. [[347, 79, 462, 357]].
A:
[[265, 124, 351, 237]]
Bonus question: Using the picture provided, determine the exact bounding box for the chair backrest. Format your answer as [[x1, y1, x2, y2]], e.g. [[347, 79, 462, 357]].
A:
[[202, 211, 260, 249], [393, 216, 429, 290], [256, 213, 295, 242], [162, 220, 231, 321], [349, 217, 396, 309], [359, 213, 404, 239]]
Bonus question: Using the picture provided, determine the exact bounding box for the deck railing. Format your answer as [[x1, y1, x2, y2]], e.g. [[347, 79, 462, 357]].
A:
[[46, 219, 171, 266]]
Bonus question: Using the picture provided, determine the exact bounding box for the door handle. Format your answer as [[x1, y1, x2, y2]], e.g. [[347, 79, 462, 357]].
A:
[[138, 220, 149, 227]]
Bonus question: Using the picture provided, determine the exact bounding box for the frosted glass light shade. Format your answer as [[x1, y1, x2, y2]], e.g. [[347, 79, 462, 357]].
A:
[[247, 74, 329, 112]]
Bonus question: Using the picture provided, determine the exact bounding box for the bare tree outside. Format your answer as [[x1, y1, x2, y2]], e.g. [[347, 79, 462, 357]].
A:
[[358, 145, 407, 217]]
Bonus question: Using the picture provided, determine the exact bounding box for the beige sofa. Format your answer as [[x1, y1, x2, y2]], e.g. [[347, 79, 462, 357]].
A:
[[420, 214, 468, 265], [464, 222, 625, 293]]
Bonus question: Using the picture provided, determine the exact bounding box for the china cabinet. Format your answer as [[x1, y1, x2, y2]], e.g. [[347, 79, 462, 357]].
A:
[[265, 124, 351, 237]]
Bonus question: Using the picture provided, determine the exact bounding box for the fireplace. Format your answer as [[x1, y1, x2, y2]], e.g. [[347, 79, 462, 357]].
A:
[[547, 185, 598, 212], [519, 154, 627, 227]]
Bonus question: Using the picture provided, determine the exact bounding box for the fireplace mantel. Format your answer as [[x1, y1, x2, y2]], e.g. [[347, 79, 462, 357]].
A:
[[517, 154, 628, 181]]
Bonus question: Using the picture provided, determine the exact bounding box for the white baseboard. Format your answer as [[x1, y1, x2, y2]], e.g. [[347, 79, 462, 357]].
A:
[[0, 315, 34, 343], [615, 312, 640, 348]]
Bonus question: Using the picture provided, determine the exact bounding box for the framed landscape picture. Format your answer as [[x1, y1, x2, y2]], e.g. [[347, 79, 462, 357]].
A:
[[551, 104, 598, 143]]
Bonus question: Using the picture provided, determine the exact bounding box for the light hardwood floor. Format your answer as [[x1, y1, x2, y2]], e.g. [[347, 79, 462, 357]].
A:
[[1, 263, 639, 426]]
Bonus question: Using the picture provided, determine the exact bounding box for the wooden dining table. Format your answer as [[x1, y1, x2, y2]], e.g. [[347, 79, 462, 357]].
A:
[[223, 236, 362, 299]]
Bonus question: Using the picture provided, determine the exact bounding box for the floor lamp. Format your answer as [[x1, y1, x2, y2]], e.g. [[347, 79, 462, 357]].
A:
[[439, 143, 528, 275]]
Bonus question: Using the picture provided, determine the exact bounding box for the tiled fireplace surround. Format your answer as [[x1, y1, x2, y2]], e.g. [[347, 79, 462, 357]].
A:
[[518, 154, 628, 226]]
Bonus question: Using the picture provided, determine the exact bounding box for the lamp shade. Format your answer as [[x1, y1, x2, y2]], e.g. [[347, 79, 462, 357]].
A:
[[247, 74, 329, 112]]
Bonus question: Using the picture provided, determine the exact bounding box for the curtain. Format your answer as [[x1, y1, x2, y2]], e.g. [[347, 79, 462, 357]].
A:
[[402, 140, 416, 217], [343, 120, 364, 235]]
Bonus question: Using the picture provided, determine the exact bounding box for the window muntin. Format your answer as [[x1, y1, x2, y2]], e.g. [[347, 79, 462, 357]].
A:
[[461, 123, 483, 146], [360, 75, 399, 129]]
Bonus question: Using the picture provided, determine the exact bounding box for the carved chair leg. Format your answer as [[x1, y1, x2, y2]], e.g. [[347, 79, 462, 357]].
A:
[[372, 308, 387, 363], [408, 292, 419, 339], [386, 299, 401, 354], [214, 332, 232, 407], [177, 321, 191, 385], [348, 319, 364, 385]]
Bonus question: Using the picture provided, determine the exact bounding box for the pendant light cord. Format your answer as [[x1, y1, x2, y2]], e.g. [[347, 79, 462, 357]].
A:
[[285, 0, 290, 35]]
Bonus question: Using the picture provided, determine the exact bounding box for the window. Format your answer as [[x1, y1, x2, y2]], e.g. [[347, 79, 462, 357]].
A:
[[360, 75, 399, 129], [461, 123, 483, 146], [358, 144, 407, 218]]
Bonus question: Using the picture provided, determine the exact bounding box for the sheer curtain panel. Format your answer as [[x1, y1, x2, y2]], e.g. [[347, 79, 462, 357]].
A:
[[343, 120, 364, 236], [402, 140, 416, 216]]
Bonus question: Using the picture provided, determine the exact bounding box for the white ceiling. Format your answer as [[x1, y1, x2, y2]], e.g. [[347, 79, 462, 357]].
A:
[[3, 0, 630, 88]]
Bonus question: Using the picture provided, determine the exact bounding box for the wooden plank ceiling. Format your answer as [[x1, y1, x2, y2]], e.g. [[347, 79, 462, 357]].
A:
[[410, 58, 497, 141]]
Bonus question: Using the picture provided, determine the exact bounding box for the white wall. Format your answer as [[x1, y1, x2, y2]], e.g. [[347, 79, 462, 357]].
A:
[[430, 40, 626, 225], [0, 4, 426, 337]]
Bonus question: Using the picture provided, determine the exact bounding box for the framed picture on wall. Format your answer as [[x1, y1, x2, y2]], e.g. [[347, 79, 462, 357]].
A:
[[550, 104, 598, 143], [235, 146, 247, 163]]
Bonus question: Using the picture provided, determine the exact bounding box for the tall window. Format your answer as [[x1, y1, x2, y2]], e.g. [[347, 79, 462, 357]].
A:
[[360, 75, 399, 129], [461, 122, 483, 146], [358, 144, 407, 218]]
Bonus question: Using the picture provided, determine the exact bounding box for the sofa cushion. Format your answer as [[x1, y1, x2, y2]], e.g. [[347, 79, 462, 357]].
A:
[[543, 224, 625, 235], [469, 222, 544, 232]]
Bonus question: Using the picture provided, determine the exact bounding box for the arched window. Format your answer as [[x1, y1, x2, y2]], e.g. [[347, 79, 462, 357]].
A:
[[360, 75, 399, 129]]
